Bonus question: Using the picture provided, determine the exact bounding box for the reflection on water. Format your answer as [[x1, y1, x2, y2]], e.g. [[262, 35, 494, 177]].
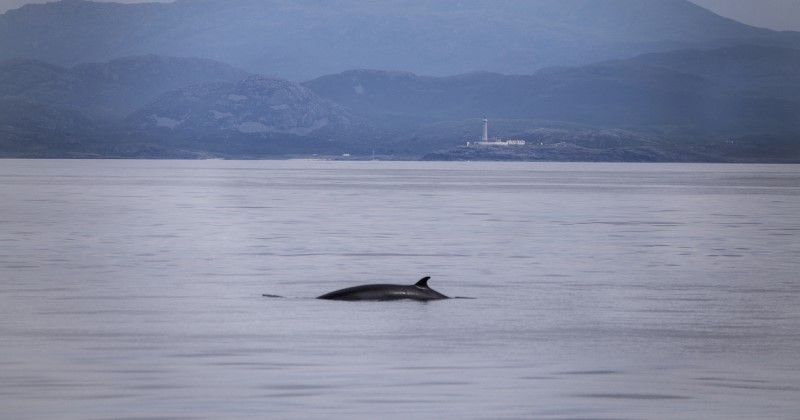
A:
[[1, 160, 799, 419]]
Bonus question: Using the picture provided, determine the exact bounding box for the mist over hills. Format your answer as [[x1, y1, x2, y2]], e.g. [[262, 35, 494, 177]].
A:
[[305, 47, 800, 135], [0, 0, 798, 161], [121, 75, 369, 157], [630, 45, 800, 103], [1, 0, 798, 80], [1, 45, 797, 161], [0, 55, 249, 119], [0, 55, 374, 158]]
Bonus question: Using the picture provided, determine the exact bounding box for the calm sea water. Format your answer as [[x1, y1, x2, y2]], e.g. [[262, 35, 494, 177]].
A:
[[1, 160, 799, 420]]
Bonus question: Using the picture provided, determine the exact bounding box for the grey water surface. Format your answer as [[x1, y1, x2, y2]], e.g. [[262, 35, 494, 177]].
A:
[[1, 160, 799, 419]]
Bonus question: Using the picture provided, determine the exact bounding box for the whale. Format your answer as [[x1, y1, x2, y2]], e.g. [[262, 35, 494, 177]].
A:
[[317, 276, 449, 301]]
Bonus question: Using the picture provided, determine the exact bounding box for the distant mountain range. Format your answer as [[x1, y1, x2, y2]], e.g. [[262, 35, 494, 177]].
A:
[[306, 45, 800, 156], [0, 55, 249, 120], [306, 55, 800, 130], [0, 0, 798, 161], [1, 0, 799, 80], [121, 74, 373, 157], [1, 46, 797, 161]]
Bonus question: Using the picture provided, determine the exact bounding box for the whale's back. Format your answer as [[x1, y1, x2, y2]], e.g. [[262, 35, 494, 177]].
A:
[[317, 277, 449, 301]]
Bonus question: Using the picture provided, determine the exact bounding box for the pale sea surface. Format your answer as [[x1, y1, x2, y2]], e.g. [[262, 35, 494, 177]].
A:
[[1, 160, 799, 420]]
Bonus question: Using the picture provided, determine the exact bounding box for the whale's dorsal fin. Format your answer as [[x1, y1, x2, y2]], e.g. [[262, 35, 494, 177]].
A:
[[415, 276, 431, 288]]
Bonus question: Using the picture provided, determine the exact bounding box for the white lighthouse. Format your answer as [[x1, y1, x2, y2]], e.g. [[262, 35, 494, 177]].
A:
[[467, 116, 527, 146]]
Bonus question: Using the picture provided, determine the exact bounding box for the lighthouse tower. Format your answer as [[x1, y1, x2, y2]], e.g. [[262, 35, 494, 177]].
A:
[[482, 117, 489, 142]]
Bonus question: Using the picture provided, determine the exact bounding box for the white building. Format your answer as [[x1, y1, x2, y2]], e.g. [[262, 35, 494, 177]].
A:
[[466, 117, 526, 146]]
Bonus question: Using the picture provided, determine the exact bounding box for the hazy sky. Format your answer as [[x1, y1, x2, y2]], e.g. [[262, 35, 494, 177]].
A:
[[0, 0, 799, 31], [689, 0, 800, 31]]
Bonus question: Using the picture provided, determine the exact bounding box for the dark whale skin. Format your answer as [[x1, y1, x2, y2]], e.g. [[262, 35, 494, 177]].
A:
[[317, 276, 449, 301]]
